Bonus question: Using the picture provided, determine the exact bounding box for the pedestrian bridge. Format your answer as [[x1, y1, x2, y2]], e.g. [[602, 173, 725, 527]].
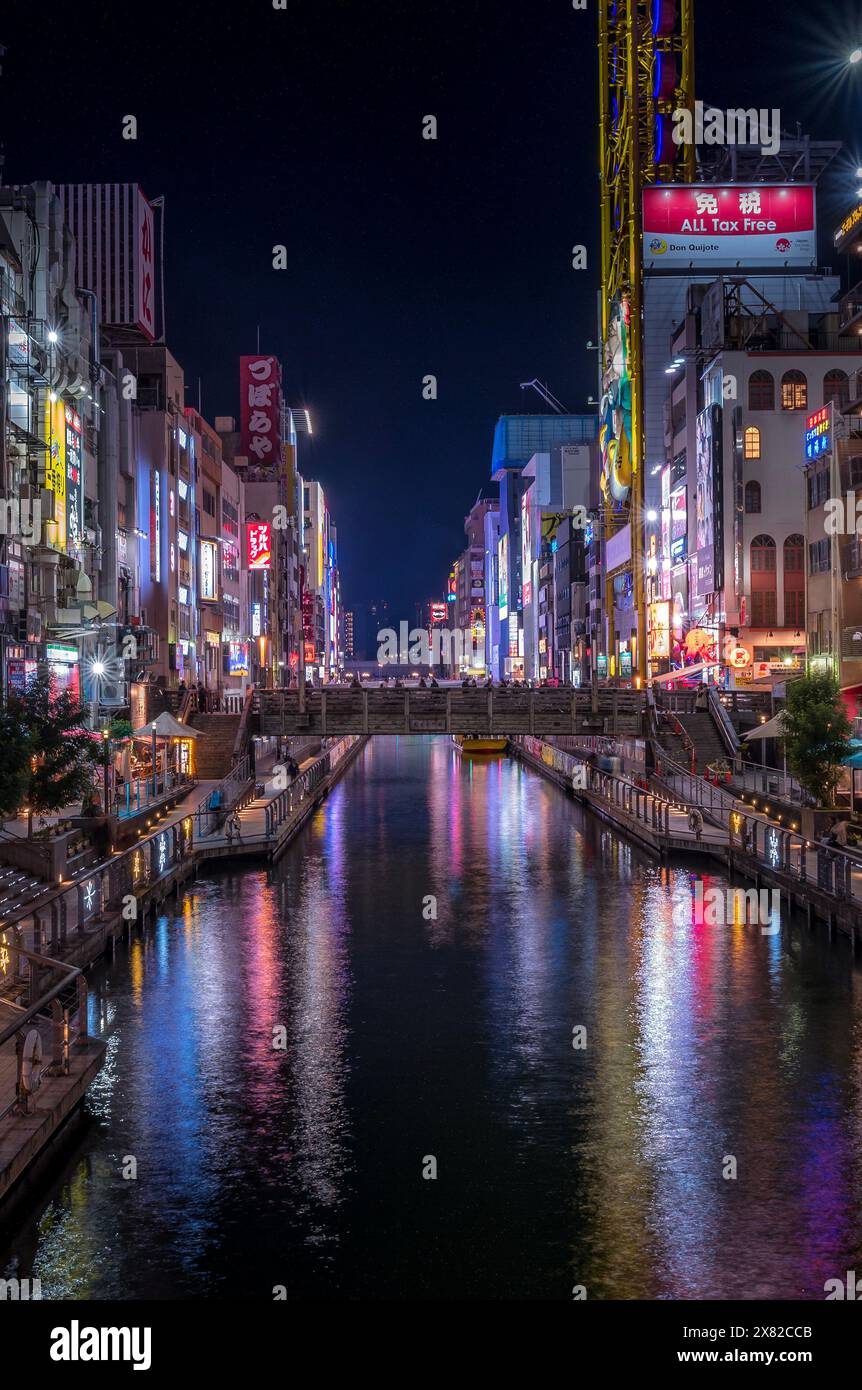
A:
[[252, 687, 647, 738]]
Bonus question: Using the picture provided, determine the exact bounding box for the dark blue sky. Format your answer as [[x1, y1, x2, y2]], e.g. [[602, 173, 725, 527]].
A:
[[1, 0, 858, 613]]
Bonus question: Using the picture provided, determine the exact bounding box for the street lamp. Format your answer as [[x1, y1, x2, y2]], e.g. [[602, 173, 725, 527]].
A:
[[850, 48, 862, 64], [151, 721, 158, 798], [102, 729, 111, 816]]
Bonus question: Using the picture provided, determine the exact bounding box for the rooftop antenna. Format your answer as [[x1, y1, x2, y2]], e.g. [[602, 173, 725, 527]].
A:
[[519, 379, 570, 414]]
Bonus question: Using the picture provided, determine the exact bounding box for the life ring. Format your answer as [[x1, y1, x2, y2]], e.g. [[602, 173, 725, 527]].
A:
[[21, 1028, 43, 1094]]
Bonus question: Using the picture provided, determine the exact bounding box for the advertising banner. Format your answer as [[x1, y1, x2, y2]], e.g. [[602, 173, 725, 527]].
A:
[[694, 404, 723, 600], [246, 521, 272, 570], [65, 404, 83, 558], [643, 185, 816, 270], [240, 355, 282, 463], [135, 189, 156, 340], [498, 535, 509, 618], [44, 397, 67, 549], [200, 539, 218, 599]]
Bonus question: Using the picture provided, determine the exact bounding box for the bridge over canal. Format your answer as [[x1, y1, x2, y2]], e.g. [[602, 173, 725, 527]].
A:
[[253, 687, 647, 739]]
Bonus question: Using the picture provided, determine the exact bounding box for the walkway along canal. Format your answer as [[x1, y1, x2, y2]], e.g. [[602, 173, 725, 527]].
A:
[[0, 736, 366, 1206], [1, 735, 862, 1299]]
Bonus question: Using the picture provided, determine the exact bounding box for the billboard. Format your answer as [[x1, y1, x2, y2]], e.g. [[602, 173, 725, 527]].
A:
[[804, 404, 833, 461], [498, 535, 509, 618], [649, 601, 671, 661], [200, 539, 218, 600], [643, 185, 816, 270], [135, 190, 156, 340], [694, 404, 724, 600], [65, 404, 83, 558], [670, 488, 687, 563], [44, 397, 67, 550], [240, 356, 282, 463], [246, 520, 272, 570]]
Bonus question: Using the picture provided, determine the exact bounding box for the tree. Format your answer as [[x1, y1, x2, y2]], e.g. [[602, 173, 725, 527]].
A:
[[781, 672, 851, 806], [0, 700, 31, 822], [11, 670, 97, 835]]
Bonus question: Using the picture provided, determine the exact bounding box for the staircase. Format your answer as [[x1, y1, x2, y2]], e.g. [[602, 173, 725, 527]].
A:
[[658, 711, 729, 772], [188, 713, 243, 779]]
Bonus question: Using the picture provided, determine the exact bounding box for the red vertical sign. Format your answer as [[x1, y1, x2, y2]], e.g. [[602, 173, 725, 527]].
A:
[[240, 355, 282, 463]]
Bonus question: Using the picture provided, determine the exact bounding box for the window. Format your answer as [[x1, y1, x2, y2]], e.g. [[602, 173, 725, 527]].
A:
[[807, 467, 830, 509], [744, 480, 762, 513], [750, 534, 776, 571], [743, 425, 761, 460], [751, 535, 777, 628], [848, 457, 862, 489], [783, 534, 804, 572], [781, 370, 808, 411], [808, 538, 831, 575], [824, 369, 849, 411], [783, 534, 804, 628], [748, 370, 774, 410], [751, 591, 777, 627]]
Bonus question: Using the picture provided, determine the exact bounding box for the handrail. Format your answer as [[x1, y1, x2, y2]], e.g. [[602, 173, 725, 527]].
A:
[[708, 685, 740, 757], [232, 686, 255, 766]]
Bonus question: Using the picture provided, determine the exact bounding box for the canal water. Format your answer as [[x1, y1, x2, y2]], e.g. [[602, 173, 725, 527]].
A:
[[2, 736, 862, 1300]]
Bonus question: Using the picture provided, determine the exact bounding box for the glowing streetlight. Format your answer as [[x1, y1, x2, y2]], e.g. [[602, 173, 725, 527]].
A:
[[851, 48, 862, 64]]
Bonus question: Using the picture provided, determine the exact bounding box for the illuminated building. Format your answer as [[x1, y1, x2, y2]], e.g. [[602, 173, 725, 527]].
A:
[[0, 182, 101, 702], [597, 0, 695, 681]]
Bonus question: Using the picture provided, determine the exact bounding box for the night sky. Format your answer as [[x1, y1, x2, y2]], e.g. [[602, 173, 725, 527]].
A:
[[0, 0, 858, 615]]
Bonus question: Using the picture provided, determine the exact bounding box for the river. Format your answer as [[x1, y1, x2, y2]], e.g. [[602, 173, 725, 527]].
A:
[[2, 736, 861, 1300]]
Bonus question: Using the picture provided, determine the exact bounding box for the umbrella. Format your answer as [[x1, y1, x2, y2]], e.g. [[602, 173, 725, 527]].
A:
[[131, 711, 200, 739], [843, 751, 862, 768], [742, 712, 786, 741]]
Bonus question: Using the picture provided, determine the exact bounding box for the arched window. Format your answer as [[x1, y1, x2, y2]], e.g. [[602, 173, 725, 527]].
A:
[[781, 370, 808, 411], [784, 533, 805, 628], [750, 534, 777, 627], [824, 369, 849, 411], [744, 480, 762, 513], [748, 370, 775, 411], [744, 425, 761, 460]]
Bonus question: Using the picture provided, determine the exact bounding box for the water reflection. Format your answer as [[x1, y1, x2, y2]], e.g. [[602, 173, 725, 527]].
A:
[[1, 736, 861, 1300]]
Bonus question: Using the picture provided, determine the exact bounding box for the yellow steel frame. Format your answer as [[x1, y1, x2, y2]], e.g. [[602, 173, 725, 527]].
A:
[[598, 0, 694, 681]]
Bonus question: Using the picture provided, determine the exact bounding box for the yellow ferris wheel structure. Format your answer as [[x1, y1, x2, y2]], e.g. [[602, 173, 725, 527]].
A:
[[598, 0, 695, 682]]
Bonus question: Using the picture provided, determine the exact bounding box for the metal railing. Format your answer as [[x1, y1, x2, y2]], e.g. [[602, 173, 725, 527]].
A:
[[729, 760, 803, 803], [116, 770, 194, 819], [519, 736, 674, 838], [263, 737, 357, 840], [728, 811, 862, 908], [652, 746, 740, 822], [191, 754, 254, 841]]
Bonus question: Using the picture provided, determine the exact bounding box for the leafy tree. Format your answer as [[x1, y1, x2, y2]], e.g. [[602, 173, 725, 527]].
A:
[[10, 670, 97, 835], [109, 718, 133, 741], [781, 672, 851, 806], [0, 700, 31, 822]]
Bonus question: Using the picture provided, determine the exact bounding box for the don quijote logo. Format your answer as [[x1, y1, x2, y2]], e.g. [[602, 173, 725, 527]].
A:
[[776, 237, 792, 254], [648, 237, 668, 255]]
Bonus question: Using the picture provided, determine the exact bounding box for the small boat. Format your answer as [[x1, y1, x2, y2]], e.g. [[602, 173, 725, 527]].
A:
[[452, 735, 508, 756]]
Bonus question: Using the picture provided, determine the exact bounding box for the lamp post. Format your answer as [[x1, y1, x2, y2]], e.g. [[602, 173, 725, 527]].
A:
[[151, 721, 158, 798], [102, 728, 111, 816]]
